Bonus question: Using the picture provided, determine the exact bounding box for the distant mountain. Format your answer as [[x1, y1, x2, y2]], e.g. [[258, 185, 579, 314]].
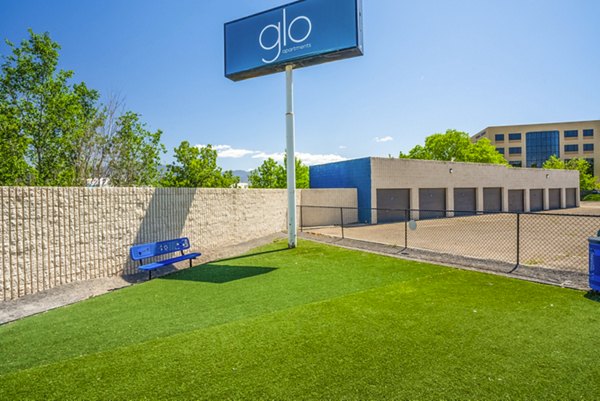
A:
[[233, 170, 250, 183]]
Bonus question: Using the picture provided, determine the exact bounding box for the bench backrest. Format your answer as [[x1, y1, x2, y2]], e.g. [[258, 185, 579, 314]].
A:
[[130, 237, 191, 261]]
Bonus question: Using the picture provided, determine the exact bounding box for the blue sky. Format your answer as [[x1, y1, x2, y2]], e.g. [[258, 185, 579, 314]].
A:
[[2, 0, 599, 171]]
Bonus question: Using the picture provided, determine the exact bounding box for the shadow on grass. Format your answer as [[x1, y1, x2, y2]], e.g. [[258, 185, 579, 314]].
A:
[[211, 247, 292, 264], [163, 264, 277, 284], [584, 291, 600, 303]]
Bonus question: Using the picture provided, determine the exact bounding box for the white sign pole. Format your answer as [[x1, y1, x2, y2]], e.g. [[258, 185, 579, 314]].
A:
[[285, 64, 297, 248]]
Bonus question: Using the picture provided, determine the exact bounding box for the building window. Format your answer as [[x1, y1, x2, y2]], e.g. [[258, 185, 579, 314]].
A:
[[525, 131, 559, 167], [509, 161, 522, 167], [495, 134, 504, 142], [509, 147, 522, 155], [584, 129, 594, 137], [564, 144, 579, 152], [509, 133, 521, 141], [564, 130, 579, 138], [496, 147, 505, 155], [584, 143, 594, 152]]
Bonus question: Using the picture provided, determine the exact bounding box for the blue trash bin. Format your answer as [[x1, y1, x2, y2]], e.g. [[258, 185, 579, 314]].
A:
[[588, 237, 600, 291]]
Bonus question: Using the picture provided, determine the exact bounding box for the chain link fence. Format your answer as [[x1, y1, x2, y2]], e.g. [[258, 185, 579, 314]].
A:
[[300, 205, 600, 275]]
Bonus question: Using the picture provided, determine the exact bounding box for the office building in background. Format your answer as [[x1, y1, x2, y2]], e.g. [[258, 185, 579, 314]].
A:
[[472, 120, 600, 175]]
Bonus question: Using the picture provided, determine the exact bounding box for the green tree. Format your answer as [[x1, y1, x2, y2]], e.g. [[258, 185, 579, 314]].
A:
[[161, 142, 239, 188], [249, 156, 309, 189], [399, 129, 507, 165], [293, 157, 310, 188], [543, 155, 597, 191], [69, 94, 121, 186], [108, 112, 165, 186], [68, 83, 105, 185], [1, 30, 169, 187], [0, 29, 102, 185], [249, 158, 286, 188], [0, 101, 31, 185], [542, 155, 565, 170]]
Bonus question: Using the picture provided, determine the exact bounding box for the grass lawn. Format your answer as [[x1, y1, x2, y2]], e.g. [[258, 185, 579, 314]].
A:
[[1, 239, 599, 400]]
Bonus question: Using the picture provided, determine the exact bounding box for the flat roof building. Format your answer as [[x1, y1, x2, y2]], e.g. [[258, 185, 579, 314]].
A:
[[472, 120, 600, 176], [310, 157, 579, 224]]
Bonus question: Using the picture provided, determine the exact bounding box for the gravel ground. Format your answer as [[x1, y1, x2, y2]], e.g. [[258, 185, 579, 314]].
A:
[[305, 203, 600, 278], [299, 232, 590, 291], [0, 233, 285, 325]]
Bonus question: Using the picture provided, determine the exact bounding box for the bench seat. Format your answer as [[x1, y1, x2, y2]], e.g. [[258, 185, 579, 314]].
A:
[[138, 252, 202, 271], [130, 237, 201, 279]]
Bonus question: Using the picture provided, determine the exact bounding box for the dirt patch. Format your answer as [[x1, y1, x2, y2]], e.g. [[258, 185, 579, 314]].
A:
[[0, 233, 285, 325]]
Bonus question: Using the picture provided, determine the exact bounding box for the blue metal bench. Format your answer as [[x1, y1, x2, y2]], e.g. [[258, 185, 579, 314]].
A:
[[130, 237, 201, 279]]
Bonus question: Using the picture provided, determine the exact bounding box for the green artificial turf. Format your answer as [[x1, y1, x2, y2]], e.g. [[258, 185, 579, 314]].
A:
[[1, 239, 599, 400]]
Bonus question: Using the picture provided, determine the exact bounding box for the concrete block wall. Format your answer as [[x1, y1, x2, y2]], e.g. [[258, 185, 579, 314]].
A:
[[0, 187, 289, 301], [300, 189, 358, 227], [0, 187, 357, 301]]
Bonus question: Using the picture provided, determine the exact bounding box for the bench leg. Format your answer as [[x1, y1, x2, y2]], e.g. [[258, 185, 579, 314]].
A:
[[189, 259, 192, 268], [149, 270, 152, 280]]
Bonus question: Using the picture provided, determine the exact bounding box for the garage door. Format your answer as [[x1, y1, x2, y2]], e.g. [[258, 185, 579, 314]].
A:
[[419, 188, 446, 219], [377, 189, 410, 223], [566, 188, 577, 208], [508, 190, 524, 212], [549, 189, 561, 209], [454, 188, 476, 216], [530, 189, 543, 212], [483, 188, 502, 212]]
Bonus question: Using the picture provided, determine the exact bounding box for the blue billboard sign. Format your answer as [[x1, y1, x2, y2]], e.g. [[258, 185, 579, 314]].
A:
[[224, 0, 363, 81]]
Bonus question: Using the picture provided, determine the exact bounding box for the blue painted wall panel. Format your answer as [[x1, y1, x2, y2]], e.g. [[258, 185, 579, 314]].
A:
[[309, 158, 371, 223]]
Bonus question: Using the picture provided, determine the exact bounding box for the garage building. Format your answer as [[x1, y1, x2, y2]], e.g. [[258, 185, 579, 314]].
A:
[[309, 157, 580, 224]]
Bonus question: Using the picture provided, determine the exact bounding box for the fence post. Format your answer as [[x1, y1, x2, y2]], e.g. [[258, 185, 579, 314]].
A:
[[340, 207, 345, 239], [516, 212, 521, 267], [300, 205, 303, 233], [404, 209, 408, 249]]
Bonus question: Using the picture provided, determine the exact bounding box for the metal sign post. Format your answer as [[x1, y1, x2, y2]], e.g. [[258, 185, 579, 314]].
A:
[[224, 0, 363, 249], [285, 65, 297, 248]]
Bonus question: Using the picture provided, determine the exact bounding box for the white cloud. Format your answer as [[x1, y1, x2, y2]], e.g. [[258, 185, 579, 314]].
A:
[[339, 145, 347, 150], [213, 145, 256, 158], [375, 136, 394, 143], [296, 152, 347, 165], [197, 144, 346, 166], [251, 151, 347, 165], [252, 151, 285, 162], [197, 144, 256, 158]]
